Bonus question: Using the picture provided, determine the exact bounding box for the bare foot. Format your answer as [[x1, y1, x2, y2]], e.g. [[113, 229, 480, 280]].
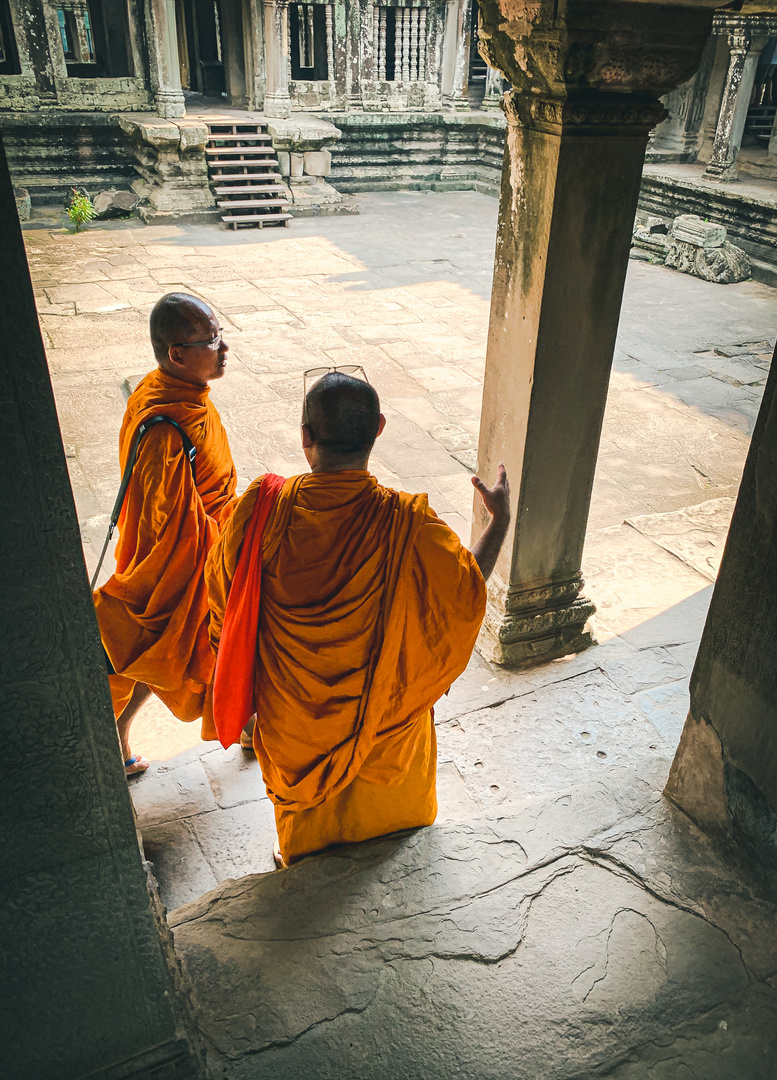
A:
[[124, 754, 150, 778], [273, 837, 287, 870]]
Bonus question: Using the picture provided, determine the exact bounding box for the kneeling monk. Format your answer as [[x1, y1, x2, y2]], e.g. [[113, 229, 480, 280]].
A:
[[94, 293, 237, 776], [205, 370, 509, 865]]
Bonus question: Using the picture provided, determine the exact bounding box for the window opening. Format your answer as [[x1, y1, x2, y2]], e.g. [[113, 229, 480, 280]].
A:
[[290, 3, 330, 82], [0, 0, 20, 75], [374, 4, 426, 82], [56, 1, 134, 78]]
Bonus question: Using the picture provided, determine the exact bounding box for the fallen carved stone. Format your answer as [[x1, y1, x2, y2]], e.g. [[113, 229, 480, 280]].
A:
[[92, 190, 140, 219]]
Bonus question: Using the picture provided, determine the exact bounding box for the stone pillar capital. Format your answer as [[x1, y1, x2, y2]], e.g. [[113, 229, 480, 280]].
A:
[[725, 27, 750, 55], [500, 88, 666, 137], [478, 0, 714, 129]]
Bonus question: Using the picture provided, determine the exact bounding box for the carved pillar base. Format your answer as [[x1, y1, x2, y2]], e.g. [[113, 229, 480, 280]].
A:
[[264, 91, 292, 119], [155, 87, 186, 119], [480, 576, 596, 667]]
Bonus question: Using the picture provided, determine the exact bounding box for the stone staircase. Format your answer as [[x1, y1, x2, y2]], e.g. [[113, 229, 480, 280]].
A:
[[204, 119, 291, 230], [746, 104, 776, 144]]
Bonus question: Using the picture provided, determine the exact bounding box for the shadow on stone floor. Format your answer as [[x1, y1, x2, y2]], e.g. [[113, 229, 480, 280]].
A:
[[168, 788, 777, 1079]]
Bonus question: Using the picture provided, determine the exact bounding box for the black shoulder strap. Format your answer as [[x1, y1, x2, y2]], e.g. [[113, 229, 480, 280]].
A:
[[90, 415, 197, 591]]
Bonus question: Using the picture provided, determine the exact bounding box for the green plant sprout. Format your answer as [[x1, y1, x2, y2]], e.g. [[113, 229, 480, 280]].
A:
[[67, 189, 95, 231]]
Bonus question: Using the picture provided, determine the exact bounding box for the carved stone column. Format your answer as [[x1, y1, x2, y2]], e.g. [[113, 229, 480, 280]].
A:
[[704, 24, 768, 182], [442, 0, 472, 109], [263, 0, 292, 118], [146, 0, 186, 118], [473, 0, 713, 668], [480, 64, 503, 110]]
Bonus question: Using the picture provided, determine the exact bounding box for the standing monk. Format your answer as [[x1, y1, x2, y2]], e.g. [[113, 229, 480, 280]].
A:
[[94, 293, 237, 776], [206, 370, 509, 866]]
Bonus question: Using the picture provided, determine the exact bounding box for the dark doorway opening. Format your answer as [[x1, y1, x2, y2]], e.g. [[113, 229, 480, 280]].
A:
[[55, 0, 134, 78], [0, 0, 20, 75], [178, 0, 226, 96]]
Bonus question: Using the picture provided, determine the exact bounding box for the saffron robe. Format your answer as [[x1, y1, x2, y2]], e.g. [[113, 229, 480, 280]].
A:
[[205, 471, 486, 863], [94, 367, 237, 723]]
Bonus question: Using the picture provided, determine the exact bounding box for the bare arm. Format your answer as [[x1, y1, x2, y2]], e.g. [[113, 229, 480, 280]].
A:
[[470, 463, 510, 582]]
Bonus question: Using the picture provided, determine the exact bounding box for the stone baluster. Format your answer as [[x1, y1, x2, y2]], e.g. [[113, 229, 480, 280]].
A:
[[263, 0, 292, 117], [704, 24, 768, 181], [373, 3, 380, 78], [410, 8, 419, 81], [326, 4, 335, 83], [472, 0, 713, 667], [402, 9, 411, 82], [147, 0, 186, 118], [394, 8, 402, 81], [419, 8, 427, 81], [379, 7, 387, 81]]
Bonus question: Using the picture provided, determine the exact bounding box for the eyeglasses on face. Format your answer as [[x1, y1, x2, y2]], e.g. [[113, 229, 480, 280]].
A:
[[170, 327, 225, 349], [302, 365, 370, 424]]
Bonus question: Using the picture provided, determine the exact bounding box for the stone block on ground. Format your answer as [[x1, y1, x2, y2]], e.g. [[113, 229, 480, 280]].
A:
[[14, 186, 30, 221], [92, 190, 140, 219], [303, 149, 332, 177], [671, 214, 726, 249]]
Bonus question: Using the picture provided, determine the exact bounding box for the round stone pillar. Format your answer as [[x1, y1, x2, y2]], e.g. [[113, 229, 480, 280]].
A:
[[263, 0, 292, 119], [149, 0, 186, 118]]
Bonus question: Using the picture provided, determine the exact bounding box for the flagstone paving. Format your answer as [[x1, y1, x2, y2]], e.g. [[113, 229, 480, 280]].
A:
[[27, 192, 777, 1078]]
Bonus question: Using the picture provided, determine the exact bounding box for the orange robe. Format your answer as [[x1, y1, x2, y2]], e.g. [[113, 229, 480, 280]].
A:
[[206, 471, 486, 863], [94, 368, 237, 724]]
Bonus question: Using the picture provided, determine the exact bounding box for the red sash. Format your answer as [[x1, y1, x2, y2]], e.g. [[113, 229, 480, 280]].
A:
[[213, 474, 286, 748]]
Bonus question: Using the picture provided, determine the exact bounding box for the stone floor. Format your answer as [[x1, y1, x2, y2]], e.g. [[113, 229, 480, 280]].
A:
[[27, 191, 777, 1078]]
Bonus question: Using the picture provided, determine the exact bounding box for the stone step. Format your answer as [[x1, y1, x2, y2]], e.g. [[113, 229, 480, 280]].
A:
[[206, 146, 276, 158], [210, 168, 283, 181], [218, 198, 289, 209], [220, 212, 292, 229], [207, 133, 272, 144], [206, 123, 269, 136], [213, 183, 286, 195]]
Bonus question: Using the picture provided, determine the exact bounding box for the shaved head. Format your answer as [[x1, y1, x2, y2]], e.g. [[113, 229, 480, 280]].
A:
[[150, 293, 215, 363], [304, 373, 381, 461]]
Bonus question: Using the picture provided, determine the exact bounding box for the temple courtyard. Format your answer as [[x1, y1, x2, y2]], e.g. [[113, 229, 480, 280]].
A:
[[28, 191, 777, 1077]]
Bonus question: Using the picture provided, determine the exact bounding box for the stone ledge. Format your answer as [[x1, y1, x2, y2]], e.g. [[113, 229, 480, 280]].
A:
[[169, 784, 777, 1078]]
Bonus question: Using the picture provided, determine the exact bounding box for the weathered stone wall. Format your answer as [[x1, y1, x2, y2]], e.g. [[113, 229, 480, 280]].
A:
[[0, 0, 153, 112], [324, 109, 505, 192], [666, 341, 777, 875], [0, 131, 201, 1080], [0, 112, 141, 204]]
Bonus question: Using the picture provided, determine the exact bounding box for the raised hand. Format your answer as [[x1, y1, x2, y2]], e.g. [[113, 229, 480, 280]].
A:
[[472, 462, 510, 523]]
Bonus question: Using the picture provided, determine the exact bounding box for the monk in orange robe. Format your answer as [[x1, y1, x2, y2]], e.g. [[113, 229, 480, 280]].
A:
[[206, 371, 509, 866], [94, 293, 237, 776]]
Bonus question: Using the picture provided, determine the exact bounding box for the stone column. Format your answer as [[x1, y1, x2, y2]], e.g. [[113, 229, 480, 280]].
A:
[[146, 0, 186, 118], [17, 0, 58, 105], [0, 129, 200, 1080], [666, 342, 777, 870], [442, 0, 471, 109], [704, 26, 767, 182], [473, 0, 713, 668], [480, 64, 503, 110], [263, 0, 291, 118]]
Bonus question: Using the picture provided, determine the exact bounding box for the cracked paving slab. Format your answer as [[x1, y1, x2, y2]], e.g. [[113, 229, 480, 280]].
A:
[[169, 783, 777, 1079]]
